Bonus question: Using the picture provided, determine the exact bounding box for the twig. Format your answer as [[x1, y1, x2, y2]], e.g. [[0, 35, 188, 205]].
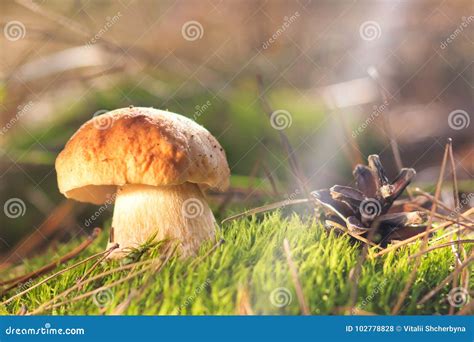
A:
[[283, 239, 310, 315], [392, 139, 450, 314]]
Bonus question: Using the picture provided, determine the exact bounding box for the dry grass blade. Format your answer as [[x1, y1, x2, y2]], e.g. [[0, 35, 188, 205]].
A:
[[391, 140, 450, 314], [283, 239, 310, 315], [221, 198, 310, 225]]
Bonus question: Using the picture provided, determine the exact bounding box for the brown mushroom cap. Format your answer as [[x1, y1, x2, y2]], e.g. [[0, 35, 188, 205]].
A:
[[55, 107, 230, 204]]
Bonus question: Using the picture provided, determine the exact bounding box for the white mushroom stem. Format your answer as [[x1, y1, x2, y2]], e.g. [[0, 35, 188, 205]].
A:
[[108, 183, 216, 258]]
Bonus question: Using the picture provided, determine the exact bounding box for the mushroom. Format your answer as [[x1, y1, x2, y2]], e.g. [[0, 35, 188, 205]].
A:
[[55, 107, 230, 257]]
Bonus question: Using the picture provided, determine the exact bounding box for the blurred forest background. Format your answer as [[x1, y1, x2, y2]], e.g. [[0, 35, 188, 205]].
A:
[[1, 0, 473, 264]]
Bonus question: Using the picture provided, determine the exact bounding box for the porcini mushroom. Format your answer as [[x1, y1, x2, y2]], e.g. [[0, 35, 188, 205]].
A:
[[55, 107, 230, 257]]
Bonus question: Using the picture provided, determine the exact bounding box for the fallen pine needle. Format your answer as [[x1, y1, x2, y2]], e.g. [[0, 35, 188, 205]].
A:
[[0, 228, 101, 290], [409, 240, 474, 259]]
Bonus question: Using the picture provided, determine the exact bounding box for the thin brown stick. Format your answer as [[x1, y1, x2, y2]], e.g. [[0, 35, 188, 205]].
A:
[[0, 228, 101, 288], [409, 240, 474, 259], [392, 140, 450, 314], [417, 253, 473, 305], [283, 239, 310, 315]]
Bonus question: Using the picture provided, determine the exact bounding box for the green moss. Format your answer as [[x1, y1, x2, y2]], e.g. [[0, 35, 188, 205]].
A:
[[0, 213, 468, 315]]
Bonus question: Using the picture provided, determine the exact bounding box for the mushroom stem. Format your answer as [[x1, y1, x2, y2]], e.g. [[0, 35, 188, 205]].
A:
[[108, 183, 216, 258]]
